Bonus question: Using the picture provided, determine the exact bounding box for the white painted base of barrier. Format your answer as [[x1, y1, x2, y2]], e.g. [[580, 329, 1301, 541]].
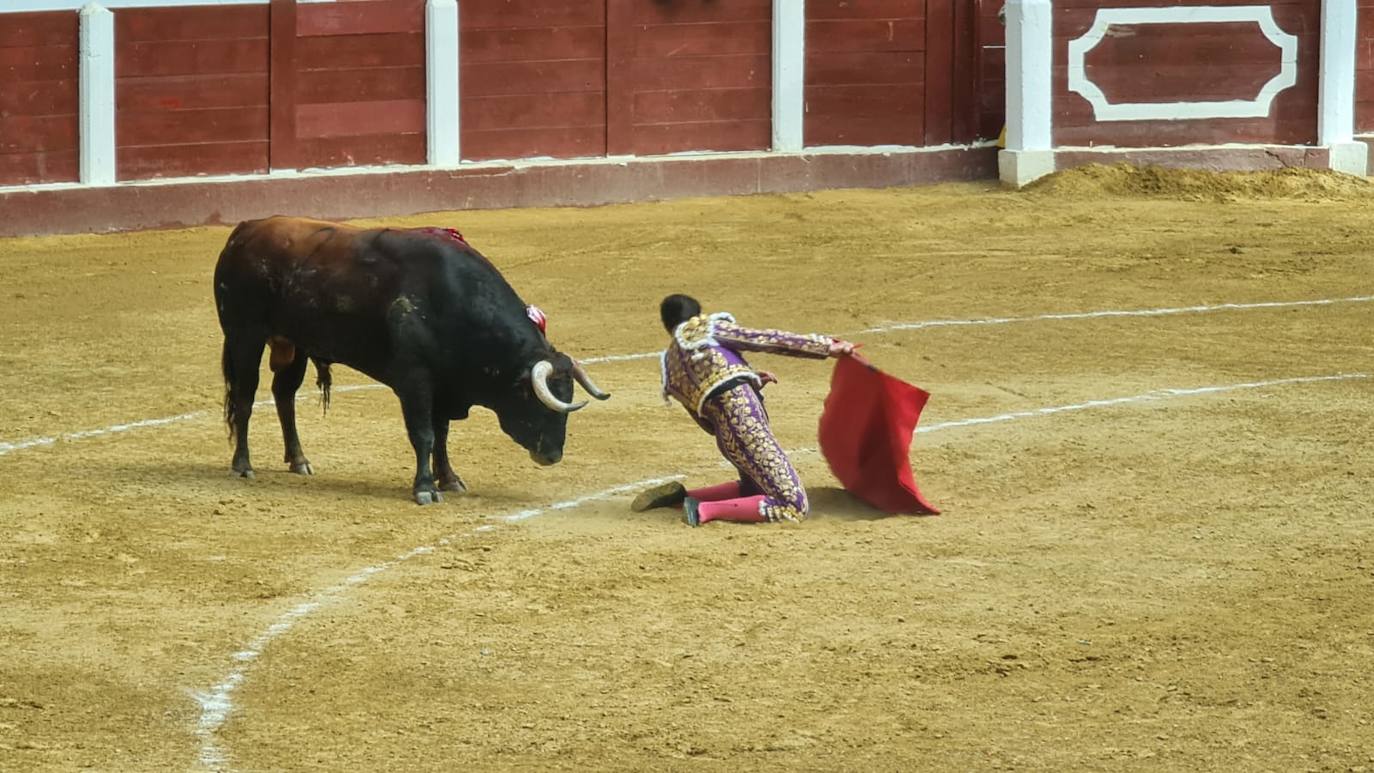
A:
[[1328, 141, 1369, 176], [998, 148, 1055, 187]]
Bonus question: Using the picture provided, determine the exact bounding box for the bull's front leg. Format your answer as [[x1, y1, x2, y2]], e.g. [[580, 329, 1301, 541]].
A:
[[432, 417, 467, 494], [397, 384, 442, 505]]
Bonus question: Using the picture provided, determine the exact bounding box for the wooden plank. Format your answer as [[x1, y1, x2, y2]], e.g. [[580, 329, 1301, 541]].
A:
[[0, 46, 77, 81], [806, 51, 924, 86], [461, 92, 605, 133], [461, 26, 605, 65], [270, 0, 297, 170], [0, 149, 78, 185], [1358, 102, 1374, 134], [297, 0, 424, 37], [806, 19, 927, 53], [117, 106, 270, 146], [923, 0, 954, 145], [295, 98, 425, 138], [950, 0, 978, 143], [805, 112, 924, 146], [1082, 62, 1282, 103], [632, 54, 770, 90], [117, 40, 269, 77], [630, 119, 770, 155], [632, 0, 771, 24], [633, 21, 770, 58], [461, 126, 606, 161], [806, 84, 922, 117], [461, 59, 606, 97], [978, 44, 1006, 140], [605, 0, 635, 155], [1359, 69, 1374, 131], [297, 66, 423, 103], [0, 79, 77, 117], [117, 141, 268, 179], [460, 1, 605, 30], [0, 13, 77, 49], [293, 133, 425, 168], [808, 0, 926, 20], [1057, 5, 1318, 37], [633, 87, 769, 124], [296, 32, 424, 70], [115, 6, 268, 43], [0, 114, 77, 153], [118, 73, 267, 111], [1055, 0, 1314, 7]]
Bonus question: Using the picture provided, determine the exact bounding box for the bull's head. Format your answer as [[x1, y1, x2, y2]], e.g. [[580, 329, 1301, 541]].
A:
[[492, 352, 610, 465]]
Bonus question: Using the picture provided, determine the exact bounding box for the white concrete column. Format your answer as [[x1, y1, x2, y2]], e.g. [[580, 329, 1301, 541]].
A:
[[999, 0, 1055, 187], [772, 0, 805, 152], [426, 0, 461, 166], [1319, 0, 1367, 175], [79, 2, 116, 185]]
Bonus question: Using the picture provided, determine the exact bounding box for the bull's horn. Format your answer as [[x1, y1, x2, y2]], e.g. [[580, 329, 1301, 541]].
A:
[[531, 360, 587, 413], [571, 360, 611, 400]]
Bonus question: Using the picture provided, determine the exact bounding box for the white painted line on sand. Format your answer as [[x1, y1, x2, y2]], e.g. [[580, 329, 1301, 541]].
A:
[[858, 294, 1374, 334], [915, 374, 1369, 433], [3, 293, 1369, 459], [192, 371, 1368, 771]]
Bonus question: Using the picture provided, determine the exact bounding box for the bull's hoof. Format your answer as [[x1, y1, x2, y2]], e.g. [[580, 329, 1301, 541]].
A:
[[439, 476, 467, 494], [414, 489, 444, 506], [289, 461, 314, 475], [232, 467, 255, 480]]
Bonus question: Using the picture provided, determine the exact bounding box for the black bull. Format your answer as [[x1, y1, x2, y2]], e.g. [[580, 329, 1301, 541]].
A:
[[212, 216, 609, 504]]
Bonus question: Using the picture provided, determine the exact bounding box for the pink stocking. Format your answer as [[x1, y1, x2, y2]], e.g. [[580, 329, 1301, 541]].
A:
[[687, 481, 743, 502], [698, 495, 768, 524]]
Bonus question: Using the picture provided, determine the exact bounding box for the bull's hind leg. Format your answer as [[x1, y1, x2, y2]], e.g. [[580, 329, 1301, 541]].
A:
[[397, 383, 442, 505], [432, 418, 467, 493], [269, 338, 313, 475], [222, 333, 266, 478]]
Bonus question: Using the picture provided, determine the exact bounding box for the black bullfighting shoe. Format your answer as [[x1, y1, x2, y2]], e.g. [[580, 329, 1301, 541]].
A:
[[631, 480, 687, 512], [683, 497, 702, 528]]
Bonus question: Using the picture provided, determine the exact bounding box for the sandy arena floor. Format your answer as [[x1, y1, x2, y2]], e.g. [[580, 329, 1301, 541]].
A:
[[1, 167, 1372, 771]]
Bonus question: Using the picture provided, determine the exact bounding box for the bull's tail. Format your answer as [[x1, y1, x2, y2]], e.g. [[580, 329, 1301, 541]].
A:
[[314, 358, 332, 414], [222, 339, 238, 446]]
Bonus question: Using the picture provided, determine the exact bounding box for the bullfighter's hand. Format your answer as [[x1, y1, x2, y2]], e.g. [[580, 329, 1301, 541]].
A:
[[758, 370, 779, 387], [828, 339, 858, 357]]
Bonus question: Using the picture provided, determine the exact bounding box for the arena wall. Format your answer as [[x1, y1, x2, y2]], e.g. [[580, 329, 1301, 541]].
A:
[[0, 11, 80, 185], [1000, 0, 1372, 186], [0, 0, 1003, 237]]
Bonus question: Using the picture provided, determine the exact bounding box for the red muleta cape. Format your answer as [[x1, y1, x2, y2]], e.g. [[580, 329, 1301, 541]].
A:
[[818, 354, 939, 515]]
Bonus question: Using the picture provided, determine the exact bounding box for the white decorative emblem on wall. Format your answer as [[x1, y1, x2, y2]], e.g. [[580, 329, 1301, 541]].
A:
[[1066, 6, 1298, 122]]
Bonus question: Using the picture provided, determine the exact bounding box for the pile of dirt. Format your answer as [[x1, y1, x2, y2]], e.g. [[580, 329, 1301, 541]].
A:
[[1025, 162, 1374, 202]]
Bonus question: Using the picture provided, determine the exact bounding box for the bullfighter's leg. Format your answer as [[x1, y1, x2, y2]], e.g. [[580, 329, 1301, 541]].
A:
[[223, 333, 267, 478], [397, 383, 442, 505], [689, 384, 809, 525], [431, 416, 467, 493], [269, 340, 313, 475]]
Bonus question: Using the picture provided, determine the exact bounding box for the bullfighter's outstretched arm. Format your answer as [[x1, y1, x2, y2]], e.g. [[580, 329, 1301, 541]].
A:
[[711, 319, 833, 359]]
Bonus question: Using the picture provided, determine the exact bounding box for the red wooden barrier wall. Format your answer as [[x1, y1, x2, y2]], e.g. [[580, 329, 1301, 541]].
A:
[[0, 12, 79, 185], [805, 0, 928, 146], [1054, 0, 1319, 147], [115, 6, 270, 180], [461, 1, 608, 161], [609, 0, 772, 156], [0, 0, 1004, 186], [291, 0, 427, 169], [803, 0, 990, 148], [1357, 0, 1374, 132], [976, 0, 1006, 141]]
